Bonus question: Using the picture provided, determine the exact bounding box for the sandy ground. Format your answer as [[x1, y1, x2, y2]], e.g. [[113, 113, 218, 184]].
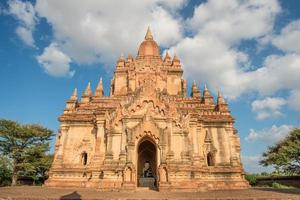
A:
[[0, 186, 299, 200]]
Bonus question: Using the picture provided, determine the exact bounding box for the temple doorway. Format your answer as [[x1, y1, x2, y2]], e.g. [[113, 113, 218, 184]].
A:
[[137, 138, 157, 189]]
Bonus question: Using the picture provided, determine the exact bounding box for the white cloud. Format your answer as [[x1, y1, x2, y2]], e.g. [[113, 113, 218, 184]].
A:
[[15, 26, 34, 47], [37, 43, 74, 77], [249, 54, 300, 96], [35, 0, 184, 64], [6, 0, 300, 109], [187, 0, 280, 45], [251, 97, 286, 120], [169, 0, 281, 99], [8, 0, 37, 47], [288, 90, 300, 112], [245, 124, 293, 143], [272, 19, 300, 53]]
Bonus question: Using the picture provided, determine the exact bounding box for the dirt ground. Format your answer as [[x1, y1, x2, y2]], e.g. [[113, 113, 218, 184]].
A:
[[0, 186, 299, 200]]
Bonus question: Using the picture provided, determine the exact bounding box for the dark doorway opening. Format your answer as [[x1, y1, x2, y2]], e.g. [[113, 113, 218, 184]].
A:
[[137, 138, 157, 189]]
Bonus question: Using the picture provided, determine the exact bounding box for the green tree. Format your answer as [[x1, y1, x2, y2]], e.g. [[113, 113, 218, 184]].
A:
[[0, 119, 53, 186], [260, 128, 300, 175], [0, 156, 12, 186]]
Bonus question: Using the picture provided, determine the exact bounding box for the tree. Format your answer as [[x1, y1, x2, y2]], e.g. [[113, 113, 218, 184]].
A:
[[0, 156, 12, 186], [0, 119, 53, 186], [260, 128, 300, 175]]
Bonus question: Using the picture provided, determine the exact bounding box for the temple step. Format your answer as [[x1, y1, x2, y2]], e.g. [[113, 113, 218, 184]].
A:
[[136, 187, 152, 192]]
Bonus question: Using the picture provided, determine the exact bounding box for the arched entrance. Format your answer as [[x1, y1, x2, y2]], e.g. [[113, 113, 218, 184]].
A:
[[137, 137, 157, 189]]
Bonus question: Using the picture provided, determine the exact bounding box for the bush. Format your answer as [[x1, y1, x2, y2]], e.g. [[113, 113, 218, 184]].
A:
[[245, 174, 257, 186], [0, 156, 12, 186], [269, 182, 290, 189]]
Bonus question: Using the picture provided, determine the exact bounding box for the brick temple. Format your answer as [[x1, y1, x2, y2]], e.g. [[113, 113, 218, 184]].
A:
[[45, 28, 249, 191]]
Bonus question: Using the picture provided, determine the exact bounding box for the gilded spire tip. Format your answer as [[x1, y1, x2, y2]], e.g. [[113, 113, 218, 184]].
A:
[[145, 26, 153, 40]]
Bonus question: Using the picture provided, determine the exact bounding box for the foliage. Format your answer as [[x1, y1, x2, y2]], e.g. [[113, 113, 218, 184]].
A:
[[260, 128, 300, 175], [245, 173, 257, 186], [269, 182, 290, 189], [0, 156, 12, 186], [0, 119, 53, 186]]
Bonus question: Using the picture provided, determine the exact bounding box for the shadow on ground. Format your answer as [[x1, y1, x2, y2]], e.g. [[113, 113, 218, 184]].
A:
[[254, 187, 300, 195], [60, 191, 81, 200]]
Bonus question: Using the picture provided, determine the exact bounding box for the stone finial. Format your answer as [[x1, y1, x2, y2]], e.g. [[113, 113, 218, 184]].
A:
[[145, 26, 153, 40], [65, 88, 78, 112], [70, 88, 78, 101], [217, 90, 226, 104], [203, 84, 214, 105], [127, 54, 133, 62], [192, 80, 197, 87], [163, 51, 171, 63], [95, 77, 104, 97], [217, 89, 228, 112], [191, 80, 201, 98], [172, 53, 180, 66], [83, 82, 92, 96], [203, 84, 211, 96], [204, 84, 208, 91], [117, 54, 125, 67], [81, 82, 92, 103]]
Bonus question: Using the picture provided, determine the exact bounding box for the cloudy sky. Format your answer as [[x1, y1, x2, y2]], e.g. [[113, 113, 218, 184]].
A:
[[1, 0, 300, 173]]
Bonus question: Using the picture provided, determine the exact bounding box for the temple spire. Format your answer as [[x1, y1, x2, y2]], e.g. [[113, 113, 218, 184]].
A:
[[94, 77, 104, 97], [70, 88, 77, 101], [81, 82, 92, 103], [172, 53, 180, 66], [191, 80, 200, 98], [204, 84, 208, 91], [217, 89, 228, 112], [145, 26, 153, 40], [217, 90, 226, 104], [203, 83, 214, 105], [164, 51, 171, 63], [117, 54, 125, 68], [83, 82, 92, 96], [127, 54, 133, 62], [64, 88, 78, 112]]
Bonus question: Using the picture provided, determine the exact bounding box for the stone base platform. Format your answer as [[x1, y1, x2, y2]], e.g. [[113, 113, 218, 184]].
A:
[[1, 186, 300, 199]]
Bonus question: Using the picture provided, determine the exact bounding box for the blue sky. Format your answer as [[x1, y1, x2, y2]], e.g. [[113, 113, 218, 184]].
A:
[[1, 0, 300, 173]]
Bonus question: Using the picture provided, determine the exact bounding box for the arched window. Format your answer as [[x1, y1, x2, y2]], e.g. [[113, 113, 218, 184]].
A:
[[81, 152, 88, 165], [207, 152, 214, 166]]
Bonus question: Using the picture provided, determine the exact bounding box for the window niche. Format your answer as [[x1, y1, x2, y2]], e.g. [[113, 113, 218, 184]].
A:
[[81, 152, 88, 165], [207, 152, 214, 166]]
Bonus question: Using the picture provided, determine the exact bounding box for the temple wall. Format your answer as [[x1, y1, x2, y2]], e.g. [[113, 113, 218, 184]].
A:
[[167, 75, 181, 95], [114, 73, 127, 95], [111, 133, 122, 160], [62, 125, 95, 165]]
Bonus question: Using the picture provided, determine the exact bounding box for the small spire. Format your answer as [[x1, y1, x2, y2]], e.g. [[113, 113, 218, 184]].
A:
[[145, 26, 153, 40], [203, 83, 214, 105], [119, 53, 125, 61], [95, 77, 104, 97], [117, 54, 125, 67], [192, 80, 197, 87], [164, 51, 171, 62], [204, 84, 208, 91], [127, 54, 133, 62], [191, 80, 200, 98], [70, 88, 78, 101], [173, 53, 180, 61], [217, 90, 226, 104], [172, 53, 180, 66], [83, 82, 92, 96]]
